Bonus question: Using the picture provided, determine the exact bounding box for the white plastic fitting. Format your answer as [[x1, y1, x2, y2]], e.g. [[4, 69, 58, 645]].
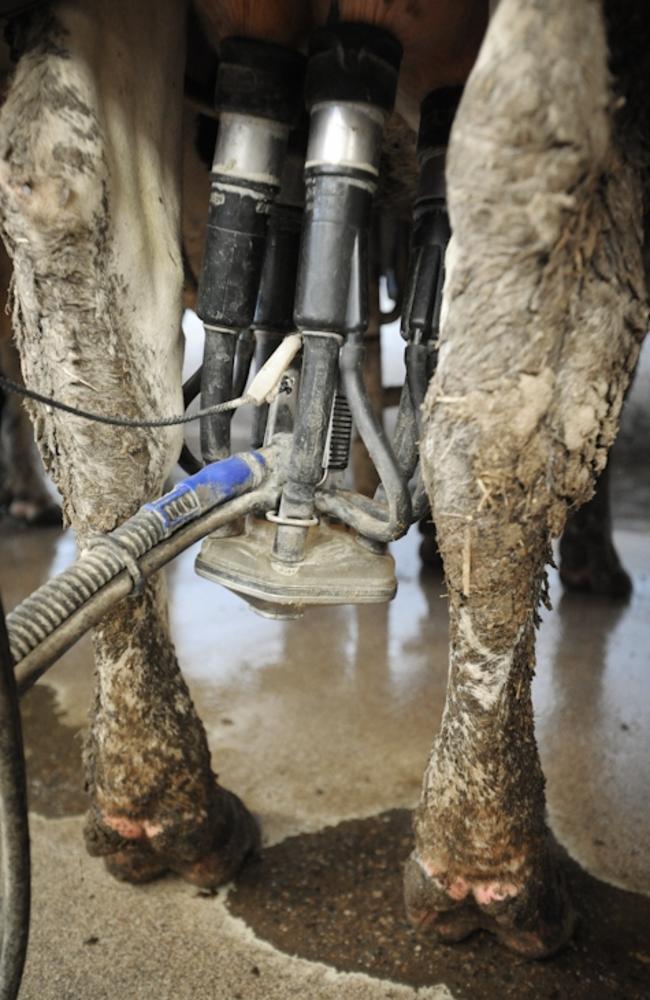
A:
[[244, 333, 303, 405]]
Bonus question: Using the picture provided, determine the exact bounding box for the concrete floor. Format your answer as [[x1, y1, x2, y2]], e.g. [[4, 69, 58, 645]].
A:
[[0, 494, 648, 997], [1, 340, 649, 998]]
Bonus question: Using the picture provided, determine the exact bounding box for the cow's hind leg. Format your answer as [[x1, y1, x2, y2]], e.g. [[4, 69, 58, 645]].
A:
[[559, 464, 631, 598], [406, 0, 647, 956], [0, 2, 257, 886]]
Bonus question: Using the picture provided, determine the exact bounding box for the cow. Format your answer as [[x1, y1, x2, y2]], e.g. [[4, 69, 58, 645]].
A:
[[0, 217, 61, 525], [0, 0, 646, 961]]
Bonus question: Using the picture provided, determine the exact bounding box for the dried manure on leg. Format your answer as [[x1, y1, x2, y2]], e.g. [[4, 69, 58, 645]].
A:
[[408, 0, 648, 957], [0, 1, 258, 887]]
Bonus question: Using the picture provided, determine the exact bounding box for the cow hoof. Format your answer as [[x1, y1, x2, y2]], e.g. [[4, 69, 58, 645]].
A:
[[104, 843, 169, 884], [85, 783, 260, 890], [7, 495, 63, 527], [403, 851, 575, 959], [168, 787, 260, 888], [559, 534, 632, 599], [418, 519, 443, 571]]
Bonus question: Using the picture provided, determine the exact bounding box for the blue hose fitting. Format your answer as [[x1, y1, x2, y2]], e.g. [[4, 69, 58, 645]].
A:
[[143, 451, 267, 535]]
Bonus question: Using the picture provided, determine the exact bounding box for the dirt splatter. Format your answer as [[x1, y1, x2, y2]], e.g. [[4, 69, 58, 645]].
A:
[[227, 809, 650, 1000]]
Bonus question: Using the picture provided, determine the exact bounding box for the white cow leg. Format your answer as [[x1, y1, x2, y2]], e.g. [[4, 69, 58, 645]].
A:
[[404, 0, 647, 956], [0, 1, 257, 886]]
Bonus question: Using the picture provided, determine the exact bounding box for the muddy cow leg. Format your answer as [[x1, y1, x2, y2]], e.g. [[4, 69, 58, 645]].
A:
[[0, 2, 257, 885], [422, 462, 631, 594], [405, 0, 647, 957], [0, 240, 61, 524]]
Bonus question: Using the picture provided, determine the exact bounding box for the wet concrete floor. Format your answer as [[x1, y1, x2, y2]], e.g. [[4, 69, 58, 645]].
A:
[[229, 811, 650, 999], [1, 354, 650, 998], [0, 506, 648, 998]]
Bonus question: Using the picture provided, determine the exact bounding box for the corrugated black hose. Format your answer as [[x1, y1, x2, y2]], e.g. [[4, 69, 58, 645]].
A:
[[0, 598, 30, 1000]]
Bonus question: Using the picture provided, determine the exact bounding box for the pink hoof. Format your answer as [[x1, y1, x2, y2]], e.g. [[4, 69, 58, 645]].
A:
[[404, 850, 575, 958], [85, 782, 259, 890]]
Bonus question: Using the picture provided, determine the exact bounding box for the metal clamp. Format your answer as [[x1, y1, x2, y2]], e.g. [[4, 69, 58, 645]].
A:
[[266, 510, 319, 528]]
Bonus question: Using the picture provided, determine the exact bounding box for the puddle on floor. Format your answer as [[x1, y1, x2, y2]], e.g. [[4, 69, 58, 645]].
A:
[[227, 809, 650, 1000]]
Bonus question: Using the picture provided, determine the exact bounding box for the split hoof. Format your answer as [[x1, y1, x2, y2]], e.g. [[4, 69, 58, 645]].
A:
[[169, 787, 260, 888], [403, 850, 576, 959], [7, 495, 62, 528], [104, 843, 168, 884], [559, 554, 632, 599], [85, 783, 260, 890], [559, 527, 631, 599]]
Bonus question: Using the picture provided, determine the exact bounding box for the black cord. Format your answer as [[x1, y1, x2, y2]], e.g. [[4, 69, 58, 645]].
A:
[[178, 442, 203, 475], [0, 595, 30, 1000], [182, 366, 202, 409], [0, 373, 244, 429]]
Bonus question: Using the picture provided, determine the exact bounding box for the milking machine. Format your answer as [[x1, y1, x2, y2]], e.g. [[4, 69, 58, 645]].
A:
[[196, 37, 305, 465], [0, 18, 462, 997], [196, 22, 408, 616]]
